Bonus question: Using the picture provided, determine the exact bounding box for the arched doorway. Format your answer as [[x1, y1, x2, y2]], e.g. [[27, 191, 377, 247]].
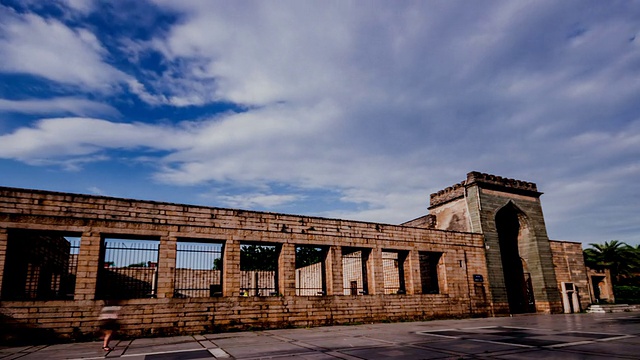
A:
[[495, 203, 536, 314]]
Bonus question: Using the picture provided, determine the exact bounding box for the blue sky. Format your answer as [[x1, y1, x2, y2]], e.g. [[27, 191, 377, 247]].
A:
[[0, 0, 639, 246]]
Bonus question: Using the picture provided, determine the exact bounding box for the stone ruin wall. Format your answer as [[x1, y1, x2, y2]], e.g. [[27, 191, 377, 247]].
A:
[[0, 186, 492, 343], [548, 240, 591, 311]]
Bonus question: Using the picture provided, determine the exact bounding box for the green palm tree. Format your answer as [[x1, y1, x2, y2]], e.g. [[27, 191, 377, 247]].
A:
[[628, 245, 640, 281], [584, 240, 634, 285]]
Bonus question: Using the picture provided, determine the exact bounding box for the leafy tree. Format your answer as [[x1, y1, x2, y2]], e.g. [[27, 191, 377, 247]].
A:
[[237, 245, 326, 271], [624, 245, 640, 285], [296, 246, 325, 268], [213, 257, 222, 270], [584, 240, 636, 285], [240, 244, 277, 271]]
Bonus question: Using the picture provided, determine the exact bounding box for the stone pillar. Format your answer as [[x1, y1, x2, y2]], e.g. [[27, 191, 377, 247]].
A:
[[74, 232, 102, 300], [0, 227, 7, 299], [438, 252, 449, 294], [367, 247, 384, 295], [326, 246, 343, 295], [278, 243, 296, 296], [407, 250, 422, 294], [156, 235, 177, 298], [223, 239, 240, 296]]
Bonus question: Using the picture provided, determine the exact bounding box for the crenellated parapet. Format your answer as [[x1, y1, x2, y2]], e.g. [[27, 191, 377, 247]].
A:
[[466, 171, 538, 193], [430, 171, 541, 207], [430, 181, 467, 208]]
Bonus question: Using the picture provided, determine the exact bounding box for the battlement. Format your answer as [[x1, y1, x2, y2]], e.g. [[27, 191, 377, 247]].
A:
[[429, 181, 467, 208], [430, 172, 540, 207], [466, 171, 538, 193]]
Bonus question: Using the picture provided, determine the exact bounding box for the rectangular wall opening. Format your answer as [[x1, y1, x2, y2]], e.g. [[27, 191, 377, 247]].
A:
[[1, 229, 80, 300], [419, 251, 443, 294], [342, 247, 370, 295], [240, 243, 278, 296], [97, 236, 160, 299], [174, 239, 223, 298], [295, 245, 327, 296], [382, 250, 407, 294]]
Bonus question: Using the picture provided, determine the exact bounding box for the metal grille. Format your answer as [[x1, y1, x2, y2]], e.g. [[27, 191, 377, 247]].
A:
[[295, 246, 326, 296], [382, 251, 406, 294], [239, 244, 278, 296], [61, 237, 79, 299], [342, 249, 368, 295], [1, 231, 79, 300], [174, 241, 223, 298], [240, 271, 277, 296], [97, 238, 159, 299]]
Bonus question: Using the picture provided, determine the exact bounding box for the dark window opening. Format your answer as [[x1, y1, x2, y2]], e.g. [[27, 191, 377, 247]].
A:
[[174, 240, 223, 298], [419, 251, 442, 294], [383, 250, 407, 294], [295, 246, 327, 296], [240, 243, 278, 296], [1, 229, 80, 300], [342, 248, 370, 295], [96, 237, 159, 300]]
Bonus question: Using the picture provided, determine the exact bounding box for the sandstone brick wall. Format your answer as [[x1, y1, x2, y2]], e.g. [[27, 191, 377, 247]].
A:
[[0, 294, 476, 342], [549, 240, 590, 311], [0, 186, 491, 343]]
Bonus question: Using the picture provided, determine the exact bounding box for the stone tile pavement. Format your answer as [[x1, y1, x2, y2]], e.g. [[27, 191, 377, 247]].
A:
[[1, 312, 639, 359]]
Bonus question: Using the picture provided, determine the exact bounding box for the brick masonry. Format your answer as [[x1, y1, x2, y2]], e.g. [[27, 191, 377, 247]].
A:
[[549, 240, 591, 311], [0, 186, 491, 343]]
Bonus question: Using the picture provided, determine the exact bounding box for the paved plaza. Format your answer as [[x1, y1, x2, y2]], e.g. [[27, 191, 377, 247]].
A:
[[1, 312, 639, 359]]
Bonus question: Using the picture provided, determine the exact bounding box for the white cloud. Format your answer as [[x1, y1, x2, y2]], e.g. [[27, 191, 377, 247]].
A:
[[0, 9, 125, 92], [0, 117, 183, 162], [60, 0, 96, 15], [0, 97, 119, 117], [88, 186, 105, 195], [216, 193, 303, 209], [0, 6, 166, 105]]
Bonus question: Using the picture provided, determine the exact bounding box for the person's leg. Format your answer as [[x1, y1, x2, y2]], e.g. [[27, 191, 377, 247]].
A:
[[103, 330, 112, 350]]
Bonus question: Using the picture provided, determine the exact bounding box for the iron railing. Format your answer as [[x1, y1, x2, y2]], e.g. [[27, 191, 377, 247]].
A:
[[239, 244, 278, 296], [97, 239, 159, 299], [342, 249, 368, 295], [1, 231, 79, 300], [295, 246, 326, 296], [174, 241, 223, 298], [382, 251, 406, 294], [240, 270, 277, 296]]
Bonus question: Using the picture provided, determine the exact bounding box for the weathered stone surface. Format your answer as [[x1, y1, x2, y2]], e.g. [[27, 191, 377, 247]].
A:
[[0, 171, 589, 342], [0, 185, 490, 342]]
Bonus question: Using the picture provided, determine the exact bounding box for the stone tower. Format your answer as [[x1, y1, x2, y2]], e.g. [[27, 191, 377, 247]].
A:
[[428, 172, 563, 314]]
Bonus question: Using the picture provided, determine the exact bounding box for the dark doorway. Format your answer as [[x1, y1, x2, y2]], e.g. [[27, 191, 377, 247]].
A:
[[350, 281, 358, 296], [591, 276, 605, 302], [496, 205, 535, 314]]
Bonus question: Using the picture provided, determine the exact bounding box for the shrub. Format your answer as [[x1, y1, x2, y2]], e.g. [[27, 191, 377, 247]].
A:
[[614, 285, 640, 304]]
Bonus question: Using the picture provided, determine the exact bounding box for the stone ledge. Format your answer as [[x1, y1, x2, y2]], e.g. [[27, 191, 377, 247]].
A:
[[586, 304, 640, 313]]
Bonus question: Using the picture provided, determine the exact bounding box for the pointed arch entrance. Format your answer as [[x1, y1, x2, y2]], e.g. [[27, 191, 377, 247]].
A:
[[495, 202, 536, 314]]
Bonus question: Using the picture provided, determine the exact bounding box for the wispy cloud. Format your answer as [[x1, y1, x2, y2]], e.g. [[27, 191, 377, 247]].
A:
[[0, 117, 180, 162], [216, 193, 303, 209], [0, 97, 119, 117], [0, 8, 125, 92]]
